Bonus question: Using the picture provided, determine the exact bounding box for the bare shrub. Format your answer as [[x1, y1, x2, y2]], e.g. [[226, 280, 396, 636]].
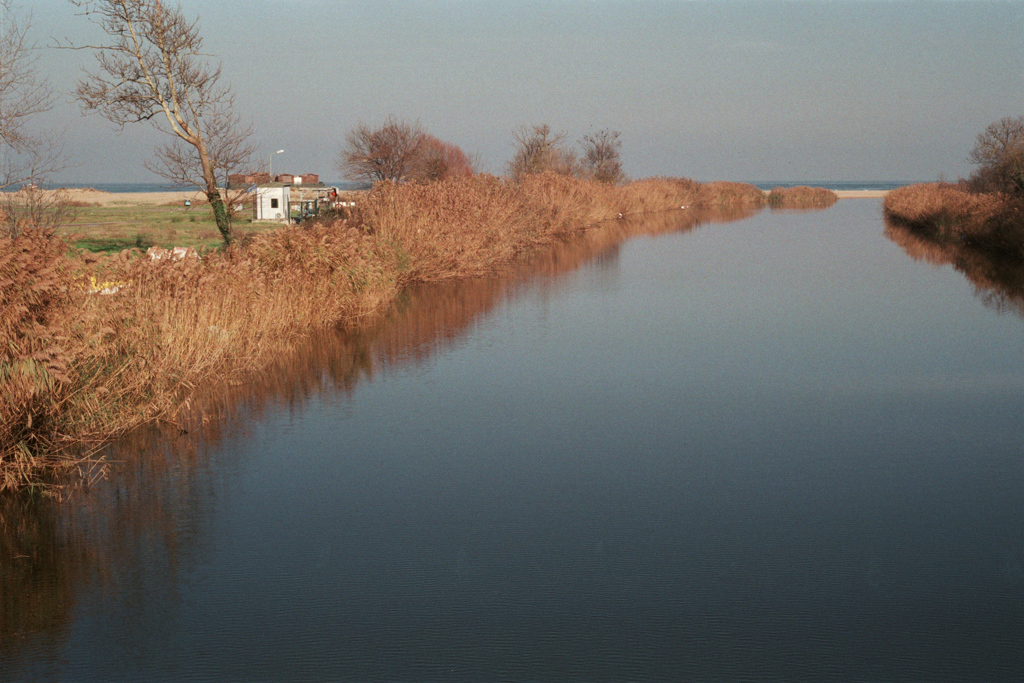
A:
[[338, 120, 476, 186], [411, 134, 476, 183], [338, 117, 427, 184], [968, 116, 1024, 196], [580, 129, 625, 184], [507, 124, 578, 181], [0, 0, 67, 191]]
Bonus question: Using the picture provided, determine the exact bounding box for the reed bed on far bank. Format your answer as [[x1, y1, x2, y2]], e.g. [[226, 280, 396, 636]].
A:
[[883, 183, 1024, 256], [351, 174, 769, 283], [1, 173, 775, 493], [767, 186, 838, 209]]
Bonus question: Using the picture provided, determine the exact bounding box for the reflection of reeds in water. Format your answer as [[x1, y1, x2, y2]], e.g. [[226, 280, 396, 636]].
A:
[[1, 395, 241, 668], [885, 217, 1024, 317], [1, 495, 78, 664]]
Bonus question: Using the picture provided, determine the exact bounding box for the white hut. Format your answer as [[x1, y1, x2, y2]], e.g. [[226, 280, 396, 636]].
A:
[[254, 184, 291, 222]]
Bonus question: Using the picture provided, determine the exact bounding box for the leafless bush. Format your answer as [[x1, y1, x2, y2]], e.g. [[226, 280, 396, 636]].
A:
[[338, 119, 478, 186], [411, 134, 476, 183], [580, 129, 625, 184], [507, 124, 578, 181], [968, 116, 1024, 197], [0, 2, 75, 239], [338, 117, 427, 184]]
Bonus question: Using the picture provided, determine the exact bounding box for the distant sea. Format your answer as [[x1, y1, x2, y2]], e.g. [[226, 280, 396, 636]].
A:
[[41, 180, 918, 193]]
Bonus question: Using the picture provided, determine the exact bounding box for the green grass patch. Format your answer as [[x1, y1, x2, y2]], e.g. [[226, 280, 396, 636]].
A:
[[59, 203, 268, 252]]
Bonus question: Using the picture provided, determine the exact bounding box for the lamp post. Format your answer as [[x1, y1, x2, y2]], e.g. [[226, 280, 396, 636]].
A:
[[270, 149, 284, 180]]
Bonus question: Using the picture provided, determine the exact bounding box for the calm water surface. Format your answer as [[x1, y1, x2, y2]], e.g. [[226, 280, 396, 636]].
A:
[[3, 201, 1023, 681]]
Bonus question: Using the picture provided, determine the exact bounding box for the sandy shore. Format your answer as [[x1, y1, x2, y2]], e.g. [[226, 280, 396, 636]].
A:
[[61, 188, 209, 206], [834, 190, 889, 199]]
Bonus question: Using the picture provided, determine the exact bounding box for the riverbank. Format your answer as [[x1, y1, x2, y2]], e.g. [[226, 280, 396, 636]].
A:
[[883, 183, 1024, 257], [2, 175, 834, 493]]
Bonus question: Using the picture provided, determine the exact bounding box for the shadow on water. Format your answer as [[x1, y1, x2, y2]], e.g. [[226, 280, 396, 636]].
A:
[[885, 217, 1024, 318], [0, 205, 759, 672]]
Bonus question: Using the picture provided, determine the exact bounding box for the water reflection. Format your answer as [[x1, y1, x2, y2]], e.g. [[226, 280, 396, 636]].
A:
[[0, 425, 221, 677], [1, 495, 79, 668], [885, 218, 1024, 317], [0, 205, 757, 672]]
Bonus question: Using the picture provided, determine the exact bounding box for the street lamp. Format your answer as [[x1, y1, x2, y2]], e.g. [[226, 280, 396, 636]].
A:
[[270, 149, 284, 179]]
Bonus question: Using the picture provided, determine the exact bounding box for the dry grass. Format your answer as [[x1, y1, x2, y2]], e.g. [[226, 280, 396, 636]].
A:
[[883, 183, 1024, 256], [767, 186, 838, 209], [57, 188, 205, 207], [0, 225, 401, 493], [348, 174, 768, 284], [0, 173, 809, 492]]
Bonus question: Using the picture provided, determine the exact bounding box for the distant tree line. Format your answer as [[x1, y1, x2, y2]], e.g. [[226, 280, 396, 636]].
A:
[[507, 125, 625, 185], [337, 119, 626, 187]]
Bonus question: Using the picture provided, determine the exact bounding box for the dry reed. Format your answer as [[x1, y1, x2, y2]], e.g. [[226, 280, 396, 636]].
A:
[[883, 183, 1024, 256], [767, 186, 838, 209]]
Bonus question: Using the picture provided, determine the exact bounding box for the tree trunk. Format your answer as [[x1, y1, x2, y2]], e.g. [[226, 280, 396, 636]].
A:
[[198, 142, 232, 244], [206, 187, 231, 244]]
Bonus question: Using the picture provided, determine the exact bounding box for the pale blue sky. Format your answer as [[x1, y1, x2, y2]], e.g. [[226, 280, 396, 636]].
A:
[[24, 0, 1024, 184]]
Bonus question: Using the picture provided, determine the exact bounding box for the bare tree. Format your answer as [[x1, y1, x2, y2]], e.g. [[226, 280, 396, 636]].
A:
[[969, 116, 1024, 167], [338, 117, 427, 184], [507, 124, 577, 181], [145, 100, 256, 224], [408, 134, 476, 183], [968, 116, 1024, 197], [580, 129, 624, 184], [0, 0, 66, 192], [68, 0, 255, 244]]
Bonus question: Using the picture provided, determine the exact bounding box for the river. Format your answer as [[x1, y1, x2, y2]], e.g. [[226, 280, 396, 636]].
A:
[[2, 200, 1023, 681]]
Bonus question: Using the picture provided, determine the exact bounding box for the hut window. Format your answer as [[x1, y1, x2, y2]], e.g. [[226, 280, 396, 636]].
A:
[[271, 198, 279, 208]]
